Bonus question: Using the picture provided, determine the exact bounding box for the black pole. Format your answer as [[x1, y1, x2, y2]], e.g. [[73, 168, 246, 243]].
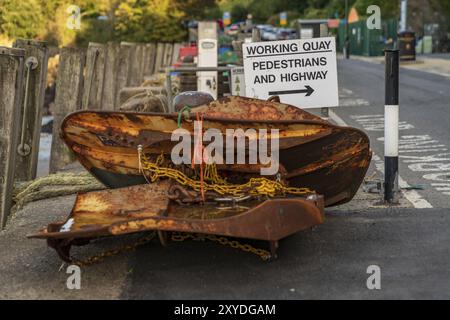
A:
[[344, 0, 349, 59], [422, 12, 425, 54], [384, 49, 399, 203]]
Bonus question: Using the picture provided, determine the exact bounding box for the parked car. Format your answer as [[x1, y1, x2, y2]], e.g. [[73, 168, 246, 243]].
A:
[[276, 28, 297, 40], [261, 26, 278, 41], [226, 24, 239, 36]]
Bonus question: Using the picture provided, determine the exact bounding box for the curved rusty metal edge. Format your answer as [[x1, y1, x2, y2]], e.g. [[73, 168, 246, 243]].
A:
[[27, 196, 324, 242]]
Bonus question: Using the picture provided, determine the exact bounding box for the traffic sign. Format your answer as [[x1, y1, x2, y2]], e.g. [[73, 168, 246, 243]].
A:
[[242, 37, 339, 109], [223, 12, 231, 26], [280, 12, 287, 26]]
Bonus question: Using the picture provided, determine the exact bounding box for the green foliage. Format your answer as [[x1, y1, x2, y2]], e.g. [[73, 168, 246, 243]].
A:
[[0, 0, 449, 46], [113, 0, 187, 42], [0, 0, 45, 39], [353, 0, 399, 18], [231, 4, 248, 22], [247, 0, 277, 23]]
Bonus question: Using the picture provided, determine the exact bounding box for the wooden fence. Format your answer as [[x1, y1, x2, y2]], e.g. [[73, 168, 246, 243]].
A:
[[0, 40, 181, 228]]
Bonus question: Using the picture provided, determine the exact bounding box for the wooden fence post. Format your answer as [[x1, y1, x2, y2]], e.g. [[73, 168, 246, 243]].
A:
[[137, 44, 146, 84], [102, 42, 120, 110], [163, 43, 173, 67], [171, 43, 182, 65], [0, 47, 25, 228], [154, 43, 165, 73], [13, 39, 49, 181], [82, 42, 105, 110], [124, 42, 140, 86], [49, 48, 85, 173], [148, 43, 157, 75], [143, 43, 156, 77], [115, 42, 133, 109]]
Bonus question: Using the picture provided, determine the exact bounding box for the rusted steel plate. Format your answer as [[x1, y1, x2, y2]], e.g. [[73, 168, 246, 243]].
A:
[[28, 181, 171, 239], [110, 196, 324, 241], [191, 96, 324, 121], [28, 183, 324, 242], [59, 96, 371, 206]]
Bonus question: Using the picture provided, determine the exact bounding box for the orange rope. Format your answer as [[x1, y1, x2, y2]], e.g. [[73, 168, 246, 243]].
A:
[[192, 112, 205, 201]]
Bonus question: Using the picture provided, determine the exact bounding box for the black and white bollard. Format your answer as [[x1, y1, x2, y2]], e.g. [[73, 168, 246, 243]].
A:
[[384, 49, 399, 203]]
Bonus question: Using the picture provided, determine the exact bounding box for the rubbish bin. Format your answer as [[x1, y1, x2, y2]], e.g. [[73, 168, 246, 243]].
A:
[[398, 31, 416, 61]]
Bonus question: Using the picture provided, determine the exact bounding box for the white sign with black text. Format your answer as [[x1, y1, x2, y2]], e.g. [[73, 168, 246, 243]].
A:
[[243, 37, 339, 109]]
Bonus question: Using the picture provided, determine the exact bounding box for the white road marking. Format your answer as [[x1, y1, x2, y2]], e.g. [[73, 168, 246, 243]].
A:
[[338, 88, 370, 107], [329, 109, 433, 209], [350, 114, 415, 131]]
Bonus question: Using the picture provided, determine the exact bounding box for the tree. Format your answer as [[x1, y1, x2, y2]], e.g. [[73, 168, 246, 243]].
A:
[[177, 0, 220, 20], [231, 4, 248, 22], [113, 0, 187, 42], [0, 0, 44, 39]]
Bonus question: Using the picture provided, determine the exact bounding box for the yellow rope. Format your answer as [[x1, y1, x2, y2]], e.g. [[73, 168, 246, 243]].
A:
[[137, 147, 312, 197]]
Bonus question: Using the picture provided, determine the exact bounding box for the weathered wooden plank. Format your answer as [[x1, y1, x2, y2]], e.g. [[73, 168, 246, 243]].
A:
[[148, 43, 157, 75], [102, 42, 120, 110], [136, 44, 146, 84], [82, 42, 105, 110], [127, 42, 141, 86], [49, 48, 85, 173], [13, 39, 49, 181], [0, 47, 25, 228], [171, 43, 182, 65], [143, 43, 156, 77], [115, 42, 133, 109], [163, 43, 173, 67], [154, 43, 165, 73]]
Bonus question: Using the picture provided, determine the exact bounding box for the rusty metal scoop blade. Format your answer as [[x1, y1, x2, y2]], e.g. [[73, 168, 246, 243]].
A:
[[28, 180, 324, 262]]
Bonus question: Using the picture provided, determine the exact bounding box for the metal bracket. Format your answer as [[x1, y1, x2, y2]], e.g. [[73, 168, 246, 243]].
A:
[[17, 56, 38, 157], [17, 143, 31, 156], [26, 56, 38, 70]]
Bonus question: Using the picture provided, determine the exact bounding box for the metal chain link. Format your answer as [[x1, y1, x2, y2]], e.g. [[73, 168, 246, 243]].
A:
[[70, 231, 270, 266], [71, 232, 156, 267], [171, 232, 272, 261], [138, 148, 312, 198]]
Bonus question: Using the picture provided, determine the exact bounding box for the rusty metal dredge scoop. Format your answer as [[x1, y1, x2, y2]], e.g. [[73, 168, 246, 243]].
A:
[[28, 96, 370, 262]]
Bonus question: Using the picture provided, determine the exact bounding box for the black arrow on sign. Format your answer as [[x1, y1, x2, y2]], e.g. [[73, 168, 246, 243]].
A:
[[268, 85, 314, 97]]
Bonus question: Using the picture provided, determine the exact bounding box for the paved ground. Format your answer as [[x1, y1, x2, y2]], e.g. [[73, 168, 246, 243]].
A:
[[423, 53, 450, 60], [1, 194, 449, 299]]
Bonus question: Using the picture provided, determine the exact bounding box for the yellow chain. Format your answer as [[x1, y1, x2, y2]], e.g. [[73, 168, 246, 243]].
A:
[[138, 148, 312, 197], [71, 232, 156, 267], [171, 232, 272, 261]]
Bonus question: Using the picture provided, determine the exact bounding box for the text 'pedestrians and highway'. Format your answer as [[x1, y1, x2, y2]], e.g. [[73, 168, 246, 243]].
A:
[[243, 37, 339, 109]]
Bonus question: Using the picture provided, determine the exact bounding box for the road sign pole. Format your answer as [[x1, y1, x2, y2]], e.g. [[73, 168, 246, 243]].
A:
[[320, 23, 330, 119], [252, 27, 261, 42], [384, 49, 399, 203], [344, 0, 350, 59]]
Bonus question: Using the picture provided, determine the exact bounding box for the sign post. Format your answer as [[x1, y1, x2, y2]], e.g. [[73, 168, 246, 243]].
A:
[[384, 49, 399, 203], [197, 21, 218, 99], [242, 37, 339, 109]]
